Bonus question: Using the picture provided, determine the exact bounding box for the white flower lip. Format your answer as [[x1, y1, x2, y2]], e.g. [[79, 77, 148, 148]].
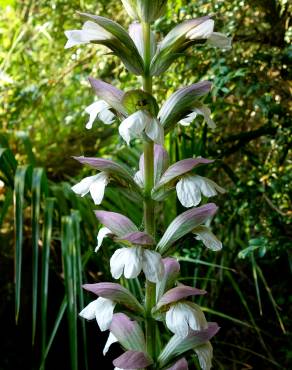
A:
[[64, 21, 111, 49], [110, 246, 164, 282], [165, 302, 208, 338], [79, 297, 116, 331], [85, 100, 115, 129], [96, 227, 112, 252], [119, 110, 164, 145], [71, 172, 109, 205], [193, 225, 222, 251], [103, 332, 118, 356], [195, 341, 213, 370], [176, 174, 225, 208]]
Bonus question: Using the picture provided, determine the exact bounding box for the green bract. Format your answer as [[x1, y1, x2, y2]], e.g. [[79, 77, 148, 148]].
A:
[[122, 90, 159, 116]]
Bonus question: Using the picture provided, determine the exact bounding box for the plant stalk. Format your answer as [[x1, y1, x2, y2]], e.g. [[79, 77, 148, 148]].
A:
[[142, 21, 157, 363]]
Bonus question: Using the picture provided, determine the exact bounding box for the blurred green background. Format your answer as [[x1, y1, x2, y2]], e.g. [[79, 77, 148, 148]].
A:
[[0, 0, 291, 369]]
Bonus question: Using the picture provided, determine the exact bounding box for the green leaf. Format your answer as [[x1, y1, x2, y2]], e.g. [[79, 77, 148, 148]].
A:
[[61, 216, 78, 370], [14, 165, 32, 323], [71, 210, 89, 370], [0, 147, 17, 187], [31, 168, 48, 345], [40, 198, 54, 368], [39, 298, 67, 370]]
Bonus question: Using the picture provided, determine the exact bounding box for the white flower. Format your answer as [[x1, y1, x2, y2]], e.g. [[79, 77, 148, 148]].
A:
[[96, 227, 112, 252], [179, 105, 216, 129], [119, 110, 164, 145], [176, 174, 225, 207], [193, 225, 222, 251], [110, 246, 164, 283], [85, 100, 115, 129], [103, 332, 118, 356], [71, 172, 109, 205], [195, 341, 213, 370], [79, 297, 116, 331], [64, 21, 111, 49], [165, 302, 208, 338]]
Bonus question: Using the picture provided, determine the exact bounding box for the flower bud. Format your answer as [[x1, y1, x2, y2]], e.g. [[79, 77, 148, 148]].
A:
[[121, 0, 167, 22]]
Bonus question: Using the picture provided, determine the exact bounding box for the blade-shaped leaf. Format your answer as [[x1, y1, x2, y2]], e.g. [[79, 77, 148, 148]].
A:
[[156, 203, 218, 255], [14, 165, 32, 323], [40, 198, 54, 368], [0, 147, 17, 187], [32, 168, 48, 345], [61, 216, 78, 370]]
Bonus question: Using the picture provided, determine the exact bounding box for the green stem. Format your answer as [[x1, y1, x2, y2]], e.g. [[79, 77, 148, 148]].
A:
[[142, 21, 157, 363]]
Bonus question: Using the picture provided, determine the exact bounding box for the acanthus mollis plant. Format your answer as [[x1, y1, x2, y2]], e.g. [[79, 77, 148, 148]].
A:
[[65, 2, 231, 369]]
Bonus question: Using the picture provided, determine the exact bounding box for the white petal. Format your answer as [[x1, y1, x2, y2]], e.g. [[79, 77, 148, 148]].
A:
[[176, 176, 202, 207], [103, 332, 118, 356], [184, 302, 208, 331], [89, 172, 109, 205], [118, 111, 147, 145], [64, 21, 110, 49], [194, 175, 225, 198], [166, 303, 190, 338], [166, 302, 208, 338], [85, 100, 114, 129], [95, 297, 116, 331], [110, 247, 143, 279], [79, 300, 97, 320], [124, 246, 143, 279], [194, 105, 216, 129], [71, 174, 100, 197], [98, 108, 115, 125], [145, 117, 164, 145], [193, 225, 222, 251], [134, 170, 144, 187], [186, 19, 214, 40], [110, 248, 128, 279], [195, 341, 213, 370], [129, 22, 156, 60], [95, 227, 112, 252], [207, 32, 232, 50], [179, 111, 198, 126], [142, 249, 164, 283]]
